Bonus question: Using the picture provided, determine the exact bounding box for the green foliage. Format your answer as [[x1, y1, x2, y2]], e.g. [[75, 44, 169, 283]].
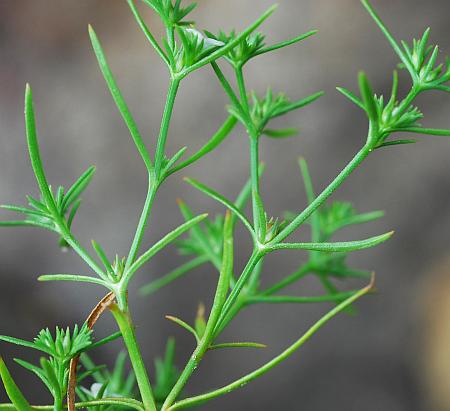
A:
[[77, 352, 137, 411], [0, 166, 95, 247], [152, 339, 180, 407], [0, 325, 93, 411], [0, 1, 449, 411]]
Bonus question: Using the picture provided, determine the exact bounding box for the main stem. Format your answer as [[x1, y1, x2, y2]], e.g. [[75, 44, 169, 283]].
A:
[[110, 304, 157, 411], [125, 78, 180, 270]]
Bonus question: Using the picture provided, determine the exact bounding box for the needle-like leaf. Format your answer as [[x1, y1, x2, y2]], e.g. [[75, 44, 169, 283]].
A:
[[268, 231, 393, 253], [184, 178, 255, 238], [89, 26, 153, 172], [0, 358, 33, 411]]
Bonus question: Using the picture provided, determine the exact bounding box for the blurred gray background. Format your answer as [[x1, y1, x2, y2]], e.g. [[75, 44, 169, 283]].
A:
[[1, 0, 450, 410]]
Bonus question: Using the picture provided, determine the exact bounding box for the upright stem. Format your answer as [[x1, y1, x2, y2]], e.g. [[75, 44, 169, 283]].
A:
[[110, 304, 157, 411], [125, 78, 180, 270], [154, 79, 181, 177], [125, 178, 158, 270]]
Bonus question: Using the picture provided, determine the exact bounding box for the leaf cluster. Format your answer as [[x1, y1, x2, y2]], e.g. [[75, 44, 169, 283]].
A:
[[0, 167, 95, 247]]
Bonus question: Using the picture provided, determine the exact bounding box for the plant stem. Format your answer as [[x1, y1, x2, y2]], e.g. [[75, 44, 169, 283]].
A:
[[154, 79, 181, 177], [213, 249, 263, 336], [125, 78, 180, 270], [250, 136, 262, 233], [125, 178, 158, 270], [110, 304, 157, 411], [162, 213, 234, 410], [271, 144, 372, 244], [166, 280, 373, 411], [57, 223, 107, 280]]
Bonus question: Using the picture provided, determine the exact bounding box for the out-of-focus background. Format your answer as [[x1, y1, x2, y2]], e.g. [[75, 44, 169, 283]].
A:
[[1, 0, 450, 409]]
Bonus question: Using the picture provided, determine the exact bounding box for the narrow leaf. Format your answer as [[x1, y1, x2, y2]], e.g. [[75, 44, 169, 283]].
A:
[[269, 231, 394, 253], [247, 291, 359, 305], [88, 26, 153, 172], [358, 72, 378, 123], [336, 87, 365, 110], [184, 177, 255, 237], [209, 342, 267, 350], [38, 274, 110, 288], [62, 166, 96, 211], [377, 139, 416, 148], [127, 0, 170, 67], [87, 332, 122, 351], [126, 214, 209, 283], [360, 0, 415, 77], [165, 316, 199, 342], [272, 91, 324, 117], [256, 30, 318, 56], [140, 256, 209, 296], [394, 127, 450, 136], [168, 116, 238, 176], [91, 240, 114, 274], [13, 359, 52, 393], [0, 358, 33, 411], [0, 336, 50, 354], [24, 85, 58, 215], [263, 128, 298, 138]]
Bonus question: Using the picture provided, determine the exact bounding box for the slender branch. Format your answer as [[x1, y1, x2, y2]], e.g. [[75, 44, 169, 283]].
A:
[[125, 179, 158, 271], [271, 144, 372, 244], [213, 249, 263, 337], [162, 213, 234, 410], [167, 277, 374, 410]]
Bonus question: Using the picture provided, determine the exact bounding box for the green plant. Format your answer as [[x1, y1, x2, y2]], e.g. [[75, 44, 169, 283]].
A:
[[0, 0, 449, 410]]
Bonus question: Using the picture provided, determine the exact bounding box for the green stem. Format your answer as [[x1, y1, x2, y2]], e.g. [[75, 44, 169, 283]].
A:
[[162, 213, 234, 410], [110, 305, 156, 411], [236, 65, 250, 114], [250, 136, 262, 234], [213, 249, 263, 336], [58, 223, 107, 281], [125, 78, 180, 270], [272, 144, 372, 244], [154, 79, 181, 177], [166, 280, 373, 411], [395, 85, 421, 116], [125, 178, 158, 270], [212, 293, 247, 338]]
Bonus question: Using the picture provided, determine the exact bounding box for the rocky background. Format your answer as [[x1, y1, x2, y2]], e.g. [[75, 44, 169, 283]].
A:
[[1, 0, 450, 410]]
